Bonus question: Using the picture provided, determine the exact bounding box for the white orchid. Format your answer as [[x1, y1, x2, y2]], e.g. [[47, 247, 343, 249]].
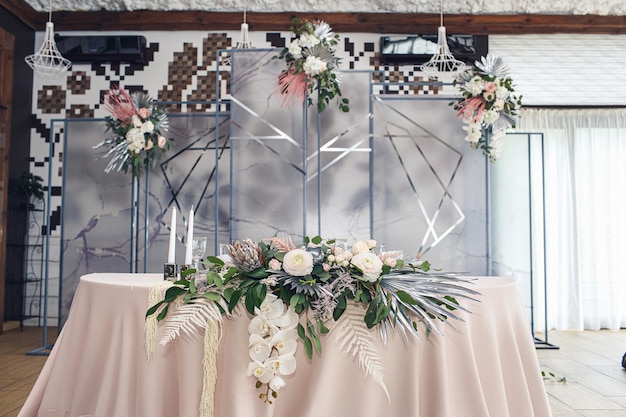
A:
[[266, 354, 297, 376], [246, 361, 274, 384], [249, 333, 272, 362], [270, 329, 298, 356]]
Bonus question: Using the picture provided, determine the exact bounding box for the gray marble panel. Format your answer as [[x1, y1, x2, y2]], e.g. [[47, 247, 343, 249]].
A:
[[60, 113, 226, 323], [371, 97, 489, 274]]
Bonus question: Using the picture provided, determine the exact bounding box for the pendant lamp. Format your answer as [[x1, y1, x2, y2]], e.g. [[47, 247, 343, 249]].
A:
[[25, 0, 72, 79], [419, 0, 465, 78]]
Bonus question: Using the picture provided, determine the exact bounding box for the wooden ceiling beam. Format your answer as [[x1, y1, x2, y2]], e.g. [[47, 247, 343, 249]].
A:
[[3, 3, 626, 35]]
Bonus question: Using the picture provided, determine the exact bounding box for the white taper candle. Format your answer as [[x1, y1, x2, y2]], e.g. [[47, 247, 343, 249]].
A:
[[185, 207, 194, 264], [167, 207, 176, 263]]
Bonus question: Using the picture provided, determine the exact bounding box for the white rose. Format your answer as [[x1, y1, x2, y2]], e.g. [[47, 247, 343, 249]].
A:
[[384, 257, 397, 267], [288, 39, 302, 59], [131, 114, 142, 128], [482, 109, 500, 126], [332, 246, 344, 255], [141, 120, 154, 134], [302, 56, 327, 76], [298, 33, 320, 48], [351, 241, 370, 255], [366, 239, 377, 249], [483, 91, 496, 102], [126, 128, 145, 154], [466, 76, 485, 96], [495, 83, 509, 100], [282, 249, 314, 276], [492, 98, 505, 112], [351, 252, 383, 282], [268, 258, 282, 271]]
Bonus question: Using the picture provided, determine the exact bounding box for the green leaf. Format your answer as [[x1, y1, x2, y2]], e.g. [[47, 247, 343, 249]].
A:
[[228, 289, 243, 312], [418, 261, 431, 272], [375, 303, 391, 324], [203, 292, 222, 302], [245, 283, 267, 314], [164, 286, 186, 302], [317, 318, 330, 334], [364, 309, 376, 328], [333, 295, 346, 321], [145, 300, 164, 318], [309, 326, 322, 353], [246, 267, 269, 279], [222, 267, 238, 284], [207, 271, 223, 290], [156, 304, 170, 321], [297, 323, 314, 360], [245, 289, 256, 314], [181, 268, 196, 279], [297, 322, 306, 339], [310, 236, 323, 245], [206, 256, 224, 266], [302, 334, 313, 359], [396, 290, 419, 305], [444, 295, 458, 311], [290, 294, 301, 308]]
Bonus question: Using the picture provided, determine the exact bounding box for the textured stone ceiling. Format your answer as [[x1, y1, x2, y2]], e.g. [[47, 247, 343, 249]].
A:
[[23, 0, 626, 14]]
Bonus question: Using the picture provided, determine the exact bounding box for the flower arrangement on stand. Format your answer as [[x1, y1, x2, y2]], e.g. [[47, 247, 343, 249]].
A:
[[95, 86, 172, 177], [276, 18, 349, 113], [147, 236, 478, 403], [452, 55, 522, 161]]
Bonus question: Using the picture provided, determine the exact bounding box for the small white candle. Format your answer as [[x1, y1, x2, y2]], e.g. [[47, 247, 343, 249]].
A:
[[167, 207, 176, 263], [185, 207, 194, 265]]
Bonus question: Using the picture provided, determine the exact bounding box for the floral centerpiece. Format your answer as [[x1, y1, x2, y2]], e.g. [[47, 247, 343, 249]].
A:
[[452, 55, 522, 161], [147, 236, 478, 403], [276, 18, 349, 113], [94, 87, 171, 177]]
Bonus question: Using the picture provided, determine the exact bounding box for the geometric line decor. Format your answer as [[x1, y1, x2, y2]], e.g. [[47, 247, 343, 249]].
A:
[[372, 97, 465, 258]]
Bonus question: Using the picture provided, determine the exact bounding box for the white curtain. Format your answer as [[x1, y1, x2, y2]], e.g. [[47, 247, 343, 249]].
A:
[[517, 108, 626, 330]]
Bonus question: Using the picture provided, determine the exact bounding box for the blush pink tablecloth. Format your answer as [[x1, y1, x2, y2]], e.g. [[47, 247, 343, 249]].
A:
[[18, 273, 552, 417]]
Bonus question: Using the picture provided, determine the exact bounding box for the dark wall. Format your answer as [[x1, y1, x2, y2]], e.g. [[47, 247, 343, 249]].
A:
[[1, 6, 34, 321]]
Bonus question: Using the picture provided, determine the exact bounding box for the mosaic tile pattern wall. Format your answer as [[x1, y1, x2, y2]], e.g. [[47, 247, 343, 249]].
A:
[[30, 30, 453, 236]]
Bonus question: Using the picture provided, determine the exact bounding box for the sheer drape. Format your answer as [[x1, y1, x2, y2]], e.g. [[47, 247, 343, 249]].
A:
[[517, 109, 626, 330]]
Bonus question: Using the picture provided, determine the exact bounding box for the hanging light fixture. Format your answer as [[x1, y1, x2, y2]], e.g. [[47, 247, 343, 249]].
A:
[[419, 0, 465, 78], [235, 7, 253, 49], [25, 0, 72, 79]]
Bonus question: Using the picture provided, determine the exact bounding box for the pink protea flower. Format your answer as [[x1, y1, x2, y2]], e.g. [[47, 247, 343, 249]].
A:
[[277, 67, 310, 108], [103, 87, 139, 124], [455, 96, 487, 123]]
